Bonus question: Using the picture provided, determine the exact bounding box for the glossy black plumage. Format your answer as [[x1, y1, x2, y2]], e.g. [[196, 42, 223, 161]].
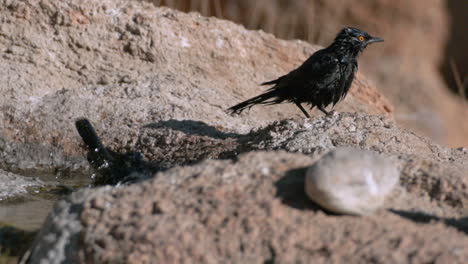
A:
[[75, 119, 158, 186], [227, 27, 384, 117]]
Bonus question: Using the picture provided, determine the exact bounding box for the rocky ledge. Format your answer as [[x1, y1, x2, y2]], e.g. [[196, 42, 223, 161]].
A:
[[23, 113, 468, 263]]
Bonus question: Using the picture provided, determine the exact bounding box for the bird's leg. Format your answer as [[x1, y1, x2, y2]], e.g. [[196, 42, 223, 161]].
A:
[[317, 106, 330, 116], [295, 102, 311, 118]]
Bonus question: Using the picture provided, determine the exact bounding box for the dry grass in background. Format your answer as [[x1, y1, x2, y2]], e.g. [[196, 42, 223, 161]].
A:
[[450, 60, 468, 101], [146, 0, 336, 45]]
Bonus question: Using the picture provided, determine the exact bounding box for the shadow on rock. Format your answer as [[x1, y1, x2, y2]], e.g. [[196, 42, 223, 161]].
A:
[[275, 167, 322, 212], [76, 119, 160, 186], [144, 119, 241, 139], [0, 225, 36, 258], [389, 209, 468, 235]]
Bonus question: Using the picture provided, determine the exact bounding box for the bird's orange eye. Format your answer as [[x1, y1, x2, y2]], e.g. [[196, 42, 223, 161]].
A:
[[358, 36, 365, 41]]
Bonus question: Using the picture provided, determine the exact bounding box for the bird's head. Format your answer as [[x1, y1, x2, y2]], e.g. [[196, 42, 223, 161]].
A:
[[334, 27, 384, 52]]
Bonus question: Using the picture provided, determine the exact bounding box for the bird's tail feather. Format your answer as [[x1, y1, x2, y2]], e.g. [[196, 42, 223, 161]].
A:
[[226, 90, 279, 114], [75, 118, 113, 162]]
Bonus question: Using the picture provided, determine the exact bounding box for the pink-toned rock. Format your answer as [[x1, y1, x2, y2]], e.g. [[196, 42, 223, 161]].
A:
[[23, 112, 468, 264]]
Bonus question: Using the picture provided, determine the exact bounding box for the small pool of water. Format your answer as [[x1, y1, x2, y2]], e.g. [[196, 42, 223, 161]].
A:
[[0, 171, 92, 231], [0, 198, 55, 231]]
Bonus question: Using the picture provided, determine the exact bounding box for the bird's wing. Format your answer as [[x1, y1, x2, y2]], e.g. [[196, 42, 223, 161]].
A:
[[262, 49, 338, 85], [274, 49, 341, 96], [297, 49, 340, 79]]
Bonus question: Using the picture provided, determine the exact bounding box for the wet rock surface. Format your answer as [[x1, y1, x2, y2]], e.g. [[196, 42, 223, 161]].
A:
[[0, 137, 88, 177], [0, 169, 43, 200]]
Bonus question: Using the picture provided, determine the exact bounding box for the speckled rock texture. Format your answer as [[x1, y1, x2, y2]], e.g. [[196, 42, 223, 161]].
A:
[[23, 113, 468, 264]]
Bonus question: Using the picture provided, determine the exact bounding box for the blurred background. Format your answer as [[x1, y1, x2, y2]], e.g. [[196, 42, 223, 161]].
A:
[[143, 0, 467, 147]]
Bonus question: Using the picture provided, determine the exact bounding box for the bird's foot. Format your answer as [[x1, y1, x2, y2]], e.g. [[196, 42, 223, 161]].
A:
[[326, 110, 339, 117]]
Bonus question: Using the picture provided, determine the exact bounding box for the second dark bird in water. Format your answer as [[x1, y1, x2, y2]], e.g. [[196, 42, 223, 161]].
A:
[[75, 119, 158, 186], [227, 27, 384, 117]]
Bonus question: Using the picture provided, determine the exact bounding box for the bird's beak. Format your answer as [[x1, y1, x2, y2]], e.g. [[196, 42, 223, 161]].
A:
[[367, 37, 384, 44]]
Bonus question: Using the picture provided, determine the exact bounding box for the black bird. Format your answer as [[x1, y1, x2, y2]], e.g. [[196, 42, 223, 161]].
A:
[[227, 27, 384, 117], [75, 118, 158, 185]]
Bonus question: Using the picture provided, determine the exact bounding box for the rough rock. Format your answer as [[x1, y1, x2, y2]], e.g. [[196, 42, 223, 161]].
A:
[[244, 113, 468, 216], [305, 148, 399, 215], [0, 0, 392, 171], [0, 169, 43, 200], [85, 111, 468, 214], [20, 189, 94, 264], [0, 136, 87, 175], [130, 111, 447, 169], [23, 112, 468, 263]]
